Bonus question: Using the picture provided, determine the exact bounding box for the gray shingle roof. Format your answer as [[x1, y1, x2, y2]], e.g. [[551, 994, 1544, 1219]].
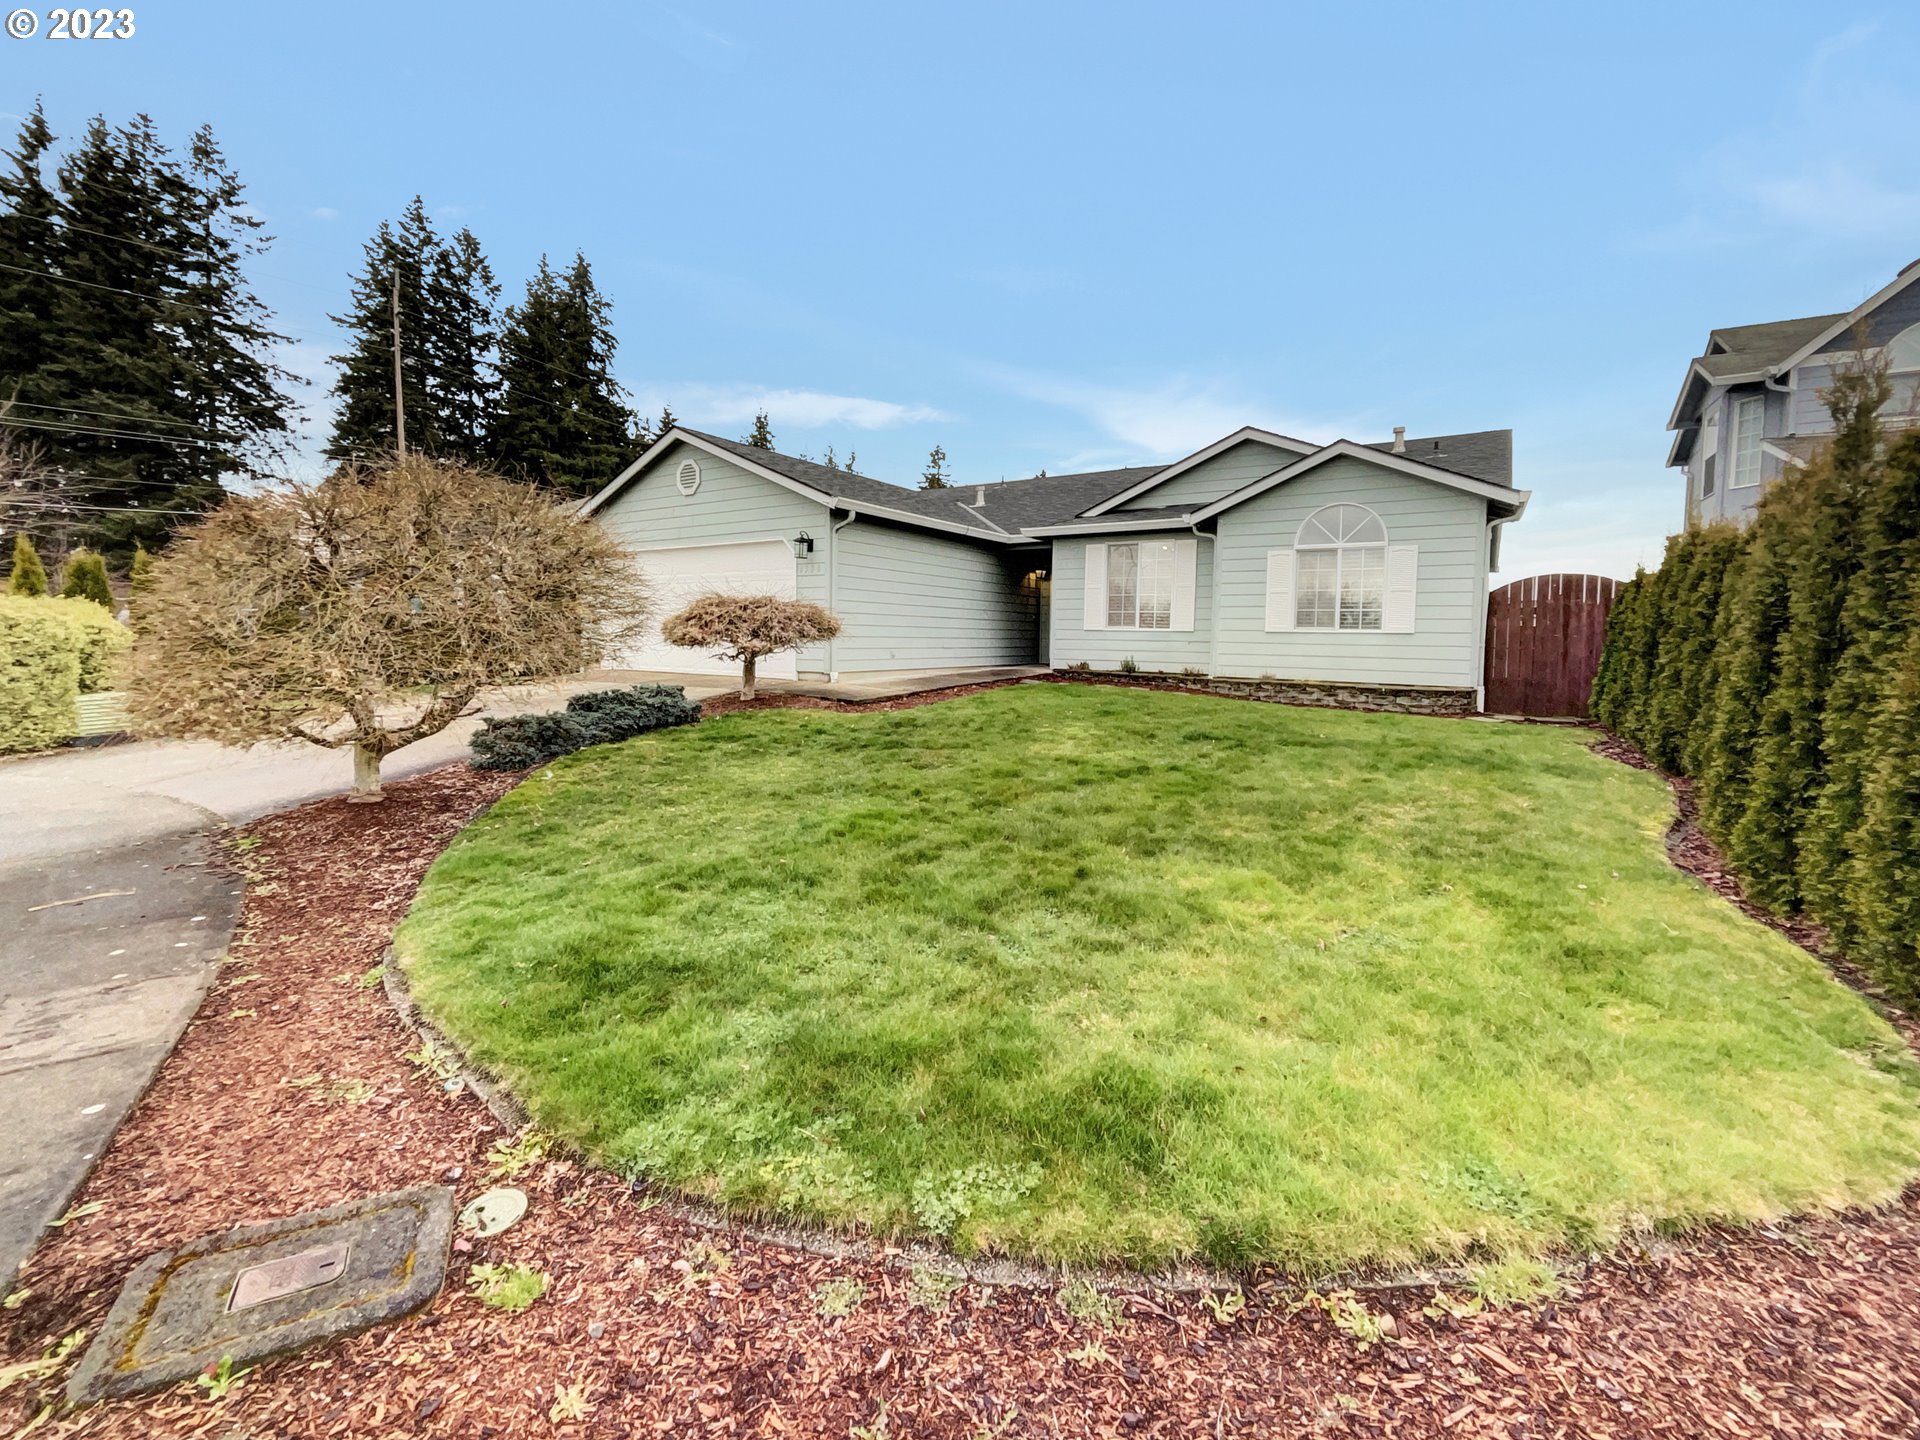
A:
[[1705, 314, 1843, 365], [669, 426, 1513, 539]]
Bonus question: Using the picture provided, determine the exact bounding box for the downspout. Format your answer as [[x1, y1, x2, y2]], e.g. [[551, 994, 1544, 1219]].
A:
[[828, 509, 857, 680], [1192, 521, 1217, 678], [1473, 515, 1512, 712]]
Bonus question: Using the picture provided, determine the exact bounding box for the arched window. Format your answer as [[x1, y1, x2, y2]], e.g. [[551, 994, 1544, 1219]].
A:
[[1294, 503, 1387, 630], [1885, 323, 1920, 373]]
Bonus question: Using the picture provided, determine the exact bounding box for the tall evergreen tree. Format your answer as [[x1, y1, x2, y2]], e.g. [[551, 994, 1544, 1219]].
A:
[[1852, 600, 1920, 996], [1807, 430, 1920, 936], [36, 114, 200, 555], [0, 102, 60, 400], [326, 197, 441, 460], [922, 444, 949, 489], [427, 226, 499, 460], [173, 125, 299, 497], [745, 410, 773, 449], [490, 253, 637, 494], [653, 405, 677, 443], [1732, 368, 1888, 911], [1701, 508, 1793, 854]]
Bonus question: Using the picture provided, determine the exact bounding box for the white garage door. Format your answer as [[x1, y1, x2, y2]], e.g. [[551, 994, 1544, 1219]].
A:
[[617, 540, 800, 678]]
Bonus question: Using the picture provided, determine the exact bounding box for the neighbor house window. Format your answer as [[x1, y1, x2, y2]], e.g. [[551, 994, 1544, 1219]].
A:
[[1729, 395, 1763, 488], [1294, 504, 1387, 631], [1105, 541, 1174, 629]]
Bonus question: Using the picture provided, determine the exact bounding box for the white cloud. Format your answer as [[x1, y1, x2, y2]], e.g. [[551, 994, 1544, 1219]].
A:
[[310, 206, 338, 221], [1748, 163, 1920, 241], [984, 367, 1352, 459], [626, 383, 946, 431]]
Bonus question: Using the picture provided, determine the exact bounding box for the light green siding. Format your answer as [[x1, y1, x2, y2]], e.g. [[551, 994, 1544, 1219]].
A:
[[590, 440, 833, 670], [1049, 531, 1215, 671], [1212, 456, 1487, 686], [831, 520, 1040, 672], [1115, 440, 1299, 512]]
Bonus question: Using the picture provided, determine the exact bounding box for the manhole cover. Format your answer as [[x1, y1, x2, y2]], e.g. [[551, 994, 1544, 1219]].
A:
[[458, 1187, 527, 1238], [68, 1185, 454, 1406]]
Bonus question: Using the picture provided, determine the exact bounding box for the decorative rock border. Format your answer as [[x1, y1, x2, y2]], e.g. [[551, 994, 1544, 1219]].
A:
[[1043, 671, 1478, 716]]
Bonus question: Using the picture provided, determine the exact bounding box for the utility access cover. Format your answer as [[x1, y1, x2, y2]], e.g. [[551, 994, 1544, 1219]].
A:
[[68, 1185, 454, 1405]]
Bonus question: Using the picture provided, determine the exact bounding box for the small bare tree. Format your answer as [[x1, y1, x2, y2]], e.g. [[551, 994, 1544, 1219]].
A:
[[127, 454, 652, 799], [661, 593, 840, 699]]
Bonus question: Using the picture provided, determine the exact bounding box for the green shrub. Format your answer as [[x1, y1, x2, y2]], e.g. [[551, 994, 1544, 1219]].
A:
[[7, 533, 48, 596], [59, 548, 113, 609], [44, 596, 131, 692], [0, 594, 82, 754], [469, 712, 592, 771], [471, 686, 701, 771], [564, 684, 700, 741]]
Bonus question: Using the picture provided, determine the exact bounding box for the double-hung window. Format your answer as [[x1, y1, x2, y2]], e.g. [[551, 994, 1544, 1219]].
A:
[[1294, 504, 1387, 631], [1728, 395, 1763, 489], [1105, 541, 1174, 629]]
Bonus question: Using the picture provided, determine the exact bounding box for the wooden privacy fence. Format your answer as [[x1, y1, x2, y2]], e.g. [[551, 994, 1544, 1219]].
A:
[[1484, 573, 1623, 717]]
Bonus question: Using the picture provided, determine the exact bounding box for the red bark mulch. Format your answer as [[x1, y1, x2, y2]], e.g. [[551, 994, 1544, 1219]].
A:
[[6, 747, 1920, 1437]]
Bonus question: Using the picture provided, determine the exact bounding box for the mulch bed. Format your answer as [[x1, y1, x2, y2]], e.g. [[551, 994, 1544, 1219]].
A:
[[8, 726, 1920, 1436]]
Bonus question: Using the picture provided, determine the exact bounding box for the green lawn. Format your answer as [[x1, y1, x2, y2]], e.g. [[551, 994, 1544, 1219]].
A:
[[394, 685, 1920, 1272]]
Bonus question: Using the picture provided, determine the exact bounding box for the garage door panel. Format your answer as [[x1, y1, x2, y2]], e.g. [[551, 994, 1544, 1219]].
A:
[[618, 541, 798, 677]]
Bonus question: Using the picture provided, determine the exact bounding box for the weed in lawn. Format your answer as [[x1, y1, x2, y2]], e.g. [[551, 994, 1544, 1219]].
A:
[[467, 1262, 547, 1313], [815, 1276, 865, 1318], [548, 1381, 591, 1423], [909, 1162, 1042, 1239], [1422, 1159, 1539, 1221], [1064, 1338, 1112, 1366], [1, 1288, 27, 1310], [0, 1327, 85, 1392], [230, 834, 263, 852], [1469, 1256, 1564, 1307], [1422, 1288, 1486, 1320], [1058, 1278, 1123, 1330], [194, 1355, 250, 1400], [486, 1129, 550, 1179], [356, 964, 386, 990], [906, 1266, 963, 1312]]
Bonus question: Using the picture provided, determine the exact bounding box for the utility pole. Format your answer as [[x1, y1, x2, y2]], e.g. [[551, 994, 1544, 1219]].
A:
[[390, 267, 407, 458]]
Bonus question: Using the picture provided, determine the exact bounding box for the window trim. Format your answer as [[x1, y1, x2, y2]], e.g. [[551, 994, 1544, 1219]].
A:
[[1103, 540, 1175, 630], [1728, 395, 1764, 489], [1293, 504, 1387, 632]]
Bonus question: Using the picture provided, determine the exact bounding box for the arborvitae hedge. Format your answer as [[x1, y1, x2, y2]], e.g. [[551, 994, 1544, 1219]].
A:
[[1592, 398, 1920, 1001]]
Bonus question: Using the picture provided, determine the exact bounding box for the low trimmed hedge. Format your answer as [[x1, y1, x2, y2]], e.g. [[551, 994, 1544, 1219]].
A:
[[470, 684, 701, 771], [0, 595, 130, 754]]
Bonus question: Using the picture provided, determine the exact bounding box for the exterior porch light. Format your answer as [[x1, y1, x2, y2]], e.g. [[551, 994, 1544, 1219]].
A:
[[794, 531, 815, 558]]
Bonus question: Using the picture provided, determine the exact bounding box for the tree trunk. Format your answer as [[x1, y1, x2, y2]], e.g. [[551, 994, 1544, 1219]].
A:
[[740, 654, 757, 701], [349, 741, 384, 801]]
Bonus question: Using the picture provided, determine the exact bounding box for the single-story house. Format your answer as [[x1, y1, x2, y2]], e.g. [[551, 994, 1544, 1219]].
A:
[[579, 422, 1528, 712]]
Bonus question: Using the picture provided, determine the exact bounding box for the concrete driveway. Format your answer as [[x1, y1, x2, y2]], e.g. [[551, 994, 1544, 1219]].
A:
[[0, 672, 733, 1288]]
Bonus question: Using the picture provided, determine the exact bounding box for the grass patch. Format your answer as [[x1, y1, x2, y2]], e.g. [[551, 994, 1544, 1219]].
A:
[[396, 685, 1920, 1271]]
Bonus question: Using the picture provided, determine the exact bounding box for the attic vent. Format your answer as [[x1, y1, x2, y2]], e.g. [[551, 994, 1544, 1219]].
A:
[[675, 459, 701, 496]]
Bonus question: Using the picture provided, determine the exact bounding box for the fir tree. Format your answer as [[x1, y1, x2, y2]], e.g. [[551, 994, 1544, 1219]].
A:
[[60, 546, 112, 607], [1733, 369, 1888, 912], [428, 226, 500, 460], [0, 101, 60, 401], [173, 125, 299, 500], [1643, 527, 1742, 773], [823, 445, 838, 471], [654, 405, 677, 442], [1701, 512, 1792, 852], [745, 411, 773, 449], [845, 449, 857, 473], [327, 197, 441, 460], [7, 532, 48, 595], [491, 253, 638, 494], [922, 444, 949, 490]]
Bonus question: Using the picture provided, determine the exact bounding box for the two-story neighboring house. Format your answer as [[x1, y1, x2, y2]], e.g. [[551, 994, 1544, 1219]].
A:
[[1669, 258, 1920, 527]]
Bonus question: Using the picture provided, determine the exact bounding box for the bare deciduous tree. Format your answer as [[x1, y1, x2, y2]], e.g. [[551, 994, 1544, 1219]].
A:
[[661, 593, 840, 699], [127, 454, 652, 798]]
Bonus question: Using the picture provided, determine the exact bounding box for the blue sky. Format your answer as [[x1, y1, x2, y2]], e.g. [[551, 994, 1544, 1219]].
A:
[[8, 2, 1920, 578]]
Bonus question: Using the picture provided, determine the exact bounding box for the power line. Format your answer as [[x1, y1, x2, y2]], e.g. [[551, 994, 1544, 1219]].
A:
[[0, 260, 222, 317], [1, 415, 217, 448], [3, 397, 223, 435]]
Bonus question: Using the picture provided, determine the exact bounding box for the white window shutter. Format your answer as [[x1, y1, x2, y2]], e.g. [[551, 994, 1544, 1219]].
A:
[[1083, 542, 1108, 630], [1264, 548, 1295, 631], [1384, 543, 1418, 633], [1169, 538, 1198, 631]]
